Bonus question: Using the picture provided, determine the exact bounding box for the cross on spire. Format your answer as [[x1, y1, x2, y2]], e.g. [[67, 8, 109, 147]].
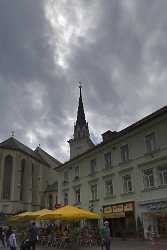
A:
[[76, 82, 86, 128], [79, 81, 82, 97]]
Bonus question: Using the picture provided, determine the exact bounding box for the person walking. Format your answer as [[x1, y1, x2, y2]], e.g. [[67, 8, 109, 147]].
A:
[[6, 226, 12, 247], [28, 222, 38, 250], [0, 227, 5, 247], [8, 231, 17, 250], [100, 221, 111, 250]]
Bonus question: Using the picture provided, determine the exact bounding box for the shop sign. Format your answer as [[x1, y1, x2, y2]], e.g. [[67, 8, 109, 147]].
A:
[[103, 212, 125, 219], [103, 206, 112, 214], [103, 202, 134, 215], [124, 202, 133, 212], [112, 204, 123, 213]]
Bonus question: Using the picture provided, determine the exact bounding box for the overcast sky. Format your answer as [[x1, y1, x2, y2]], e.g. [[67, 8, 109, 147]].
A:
[[0, 0, 167, 162]]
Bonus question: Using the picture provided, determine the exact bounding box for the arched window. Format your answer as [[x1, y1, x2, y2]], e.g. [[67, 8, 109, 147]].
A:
[[2, 155, 13, 200], [32, 164, 34, 202], [20, 159, 25, 201]]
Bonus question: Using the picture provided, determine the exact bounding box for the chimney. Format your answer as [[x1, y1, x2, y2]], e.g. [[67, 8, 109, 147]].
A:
[[102, 130, 117, 142]]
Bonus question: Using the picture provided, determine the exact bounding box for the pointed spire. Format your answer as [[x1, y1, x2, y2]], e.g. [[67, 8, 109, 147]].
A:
[[76, 82, 87, 128], [68, 83, 94, 159]]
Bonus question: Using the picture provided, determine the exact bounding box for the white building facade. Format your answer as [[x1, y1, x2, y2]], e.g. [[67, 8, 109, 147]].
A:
[[57, 88, 167, 239]]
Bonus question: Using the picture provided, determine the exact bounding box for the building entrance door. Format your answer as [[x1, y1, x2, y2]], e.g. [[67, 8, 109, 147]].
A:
[[157, 215, 167, 238], [108, 218, 125, 237]]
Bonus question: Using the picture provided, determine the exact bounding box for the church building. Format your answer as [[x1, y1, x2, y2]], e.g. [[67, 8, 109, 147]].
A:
[[0, 136, 61, 214]]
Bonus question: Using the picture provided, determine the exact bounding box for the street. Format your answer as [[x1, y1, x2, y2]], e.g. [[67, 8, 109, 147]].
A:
[[1, 239, 167, 250], [36, 239, 167, 250]]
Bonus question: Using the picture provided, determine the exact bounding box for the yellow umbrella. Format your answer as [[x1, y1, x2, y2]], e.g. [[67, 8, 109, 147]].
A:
[[25, 209, 52, 220], [10, 209, 53, 221], [39, 205, 101, 220], [10, 211, 34, 221]]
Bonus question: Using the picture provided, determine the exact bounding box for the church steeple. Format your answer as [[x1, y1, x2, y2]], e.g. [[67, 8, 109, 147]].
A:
[[68, 84, 94, 159], [76, 83, 86, 128], [74, 83, 90, 140]]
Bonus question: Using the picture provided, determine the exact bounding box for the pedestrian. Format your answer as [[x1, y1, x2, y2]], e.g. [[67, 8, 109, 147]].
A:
[[8, 231, 17, 250], [0, 227, 5, 247], [28, 222, 38, 250], [6, 226, 12, 247], [100, 221, 111, 250]]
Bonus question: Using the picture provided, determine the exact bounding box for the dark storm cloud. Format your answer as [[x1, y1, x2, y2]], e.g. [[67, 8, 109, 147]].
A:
[[0, 0, 69, 160], [66, 0, 167, 134], [0, 0, 167, 161], [0, 0, 53, 82]]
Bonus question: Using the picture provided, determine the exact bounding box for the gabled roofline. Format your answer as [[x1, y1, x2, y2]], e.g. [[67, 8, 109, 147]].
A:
[[35, 147, 62, 167], [56, 105, 167, 170], [0, 137, 49, 166], [0, 147, 49, 166]]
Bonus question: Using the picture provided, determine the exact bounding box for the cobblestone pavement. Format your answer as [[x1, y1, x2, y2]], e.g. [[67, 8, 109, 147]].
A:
[[37, 239, 167, 250], [1, 239, 167, 250]]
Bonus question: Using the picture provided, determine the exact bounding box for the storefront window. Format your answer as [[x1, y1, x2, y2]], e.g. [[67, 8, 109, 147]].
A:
[[143, 168, 154, 188], [158, 216, 167, 237], [159, 167, 167, 185], [123, 175, 132, 193]]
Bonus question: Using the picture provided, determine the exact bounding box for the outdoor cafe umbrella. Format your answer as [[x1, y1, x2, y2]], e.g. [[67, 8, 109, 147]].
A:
[[10, 211, 34, 221], [10, 209, 53, 221], [38, 205, 101, 220]]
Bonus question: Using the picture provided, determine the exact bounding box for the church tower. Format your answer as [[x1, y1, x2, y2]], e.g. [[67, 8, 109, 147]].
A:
[[68, 85, 94, 159]]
